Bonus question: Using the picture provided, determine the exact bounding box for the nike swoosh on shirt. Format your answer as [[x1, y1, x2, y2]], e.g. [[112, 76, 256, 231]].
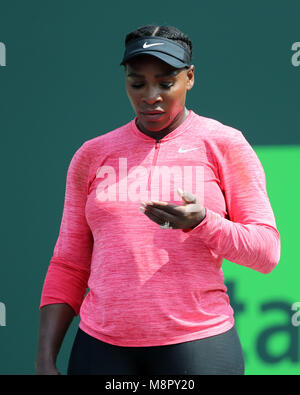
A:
[[143, 42, 164, 48], [178, 147, 200, 153]]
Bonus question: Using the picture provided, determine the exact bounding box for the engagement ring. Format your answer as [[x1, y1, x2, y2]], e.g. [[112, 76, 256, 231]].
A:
[[160, 221, 173, 229]]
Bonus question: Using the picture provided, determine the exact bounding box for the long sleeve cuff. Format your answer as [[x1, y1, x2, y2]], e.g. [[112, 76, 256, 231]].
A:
[[39, 258, 90, 316], [182, 207, 281, 274]]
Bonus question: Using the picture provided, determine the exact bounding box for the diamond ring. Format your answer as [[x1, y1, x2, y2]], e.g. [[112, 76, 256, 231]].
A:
[[160, 221, 173, 229]]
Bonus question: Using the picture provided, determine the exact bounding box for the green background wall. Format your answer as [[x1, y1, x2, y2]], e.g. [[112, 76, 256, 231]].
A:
[[0, 0, 299, 375]]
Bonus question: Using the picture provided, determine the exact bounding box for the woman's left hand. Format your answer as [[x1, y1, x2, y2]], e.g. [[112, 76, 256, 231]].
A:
[[139, 188, 206, 229]]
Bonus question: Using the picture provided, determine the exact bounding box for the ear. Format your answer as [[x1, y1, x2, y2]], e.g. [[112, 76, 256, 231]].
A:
[[185, 65, 195, 91]]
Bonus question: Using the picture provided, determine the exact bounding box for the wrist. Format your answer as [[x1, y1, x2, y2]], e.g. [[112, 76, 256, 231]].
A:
[[191, 207, 206, 228], [183, 207, 206, 232], [35, 351, 57, 367]]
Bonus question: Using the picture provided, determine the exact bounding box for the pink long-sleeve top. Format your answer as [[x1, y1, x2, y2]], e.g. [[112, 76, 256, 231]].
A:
[[40, 109, 281, 347]]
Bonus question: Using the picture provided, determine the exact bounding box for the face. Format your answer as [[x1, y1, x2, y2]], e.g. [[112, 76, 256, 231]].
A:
[[125, 54, 194, 133]]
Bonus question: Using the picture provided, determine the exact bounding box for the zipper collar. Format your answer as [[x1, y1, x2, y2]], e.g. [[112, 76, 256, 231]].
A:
[[128, 109, 195, 143]]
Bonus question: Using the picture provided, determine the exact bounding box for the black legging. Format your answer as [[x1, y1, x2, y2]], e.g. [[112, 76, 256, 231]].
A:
[[67, 325, 245, 375]]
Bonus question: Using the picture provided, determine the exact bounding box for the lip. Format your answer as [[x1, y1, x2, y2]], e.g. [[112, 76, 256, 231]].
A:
[[141, 110, 165, 115], [140, 111, 165, 121], [141, 112, 164, 122]]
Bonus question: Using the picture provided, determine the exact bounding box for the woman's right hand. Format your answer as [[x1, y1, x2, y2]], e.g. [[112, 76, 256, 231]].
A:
[[35, 361, 61, 375], [35, 303, 76, 376]]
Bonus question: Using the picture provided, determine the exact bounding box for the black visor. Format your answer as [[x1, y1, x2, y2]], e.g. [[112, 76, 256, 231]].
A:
[[120, 36, 191, 68]]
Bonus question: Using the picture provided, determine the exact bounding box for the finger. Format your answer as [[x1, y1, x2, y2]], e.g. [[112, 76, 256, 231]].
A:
[[177, 188, 189, 206], [184, 203, 204, 214], [142, 207, 170, 227], [141, 201, 182, 216], [142, 209, 163, 225], [177, 187, 184, 197], [143, 206, 178, 228], [178, 189, 198, 204], [145, 200, 168, 206]]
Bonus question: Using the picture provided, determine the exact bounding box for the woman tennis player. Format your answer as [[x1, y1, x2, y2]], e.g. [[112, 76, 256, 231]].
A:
[[35, 24, 280, 375]]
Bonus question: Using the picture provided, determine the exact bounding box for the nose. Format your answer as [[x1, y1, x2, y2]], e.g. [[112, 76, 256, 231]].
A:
[[142, 86, 163, 105]]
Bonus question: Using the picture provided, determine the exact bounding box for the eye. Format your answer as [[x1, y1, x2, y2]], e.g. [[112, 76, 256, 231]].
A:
[[130, 84, 144, 89], [160, 82, 173, 89], [130, 83, 174, 89]]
